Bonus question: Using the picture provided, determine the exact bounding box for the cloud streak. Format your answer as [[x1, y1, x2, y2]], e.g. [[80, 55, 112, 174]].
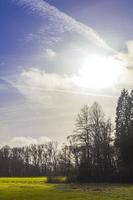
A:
[[14, 0, 114, 52]]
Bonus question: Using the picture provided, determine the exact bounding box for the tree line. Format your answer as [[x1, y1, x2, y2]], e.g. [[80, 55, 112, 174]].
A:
[[0, 89, 133, 182]]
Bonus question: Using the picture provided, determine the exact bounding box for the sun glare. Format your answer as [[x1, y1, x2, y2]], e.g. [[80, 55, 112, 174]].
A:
[[73, 55, 123, 89]]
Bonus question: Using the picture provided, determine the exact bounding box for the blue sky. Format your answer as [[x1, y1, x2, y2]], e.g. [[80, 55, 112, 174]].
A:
[[1, 0, 133, 70], [0, 0, 133, 146], [1, 0, 133, 57]]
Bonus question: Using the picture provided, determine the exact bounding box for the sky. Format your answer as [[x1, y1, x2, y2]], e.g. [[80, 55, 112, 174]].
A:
[[0, 0, 133, 147]]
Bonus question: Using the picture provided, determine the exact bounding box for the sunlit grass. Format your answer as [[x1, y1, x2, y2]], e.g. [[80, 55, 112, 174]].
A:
[[0, 177, 133, 200]]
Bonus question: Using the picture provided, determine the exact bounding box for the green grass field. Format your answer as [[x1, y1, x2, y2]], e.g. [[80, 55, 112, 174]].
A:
[[0, 177, 133, 200]]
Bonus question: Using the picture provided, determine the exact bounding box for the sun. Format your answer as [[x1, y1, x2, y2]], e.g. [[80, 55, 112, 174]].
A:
[[73, 54, 123, 89]]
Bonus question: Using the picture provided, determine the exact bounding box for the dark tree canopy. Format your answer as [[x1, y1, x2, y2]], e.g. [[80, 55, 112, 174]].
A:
[[0, 90, 133, 183], [115, 89, 133, 182]]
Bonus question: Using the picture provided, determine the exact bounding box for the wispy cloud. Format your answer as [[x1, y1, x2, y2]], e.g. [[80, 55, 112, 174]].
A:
[[14, 0, 114, 52]]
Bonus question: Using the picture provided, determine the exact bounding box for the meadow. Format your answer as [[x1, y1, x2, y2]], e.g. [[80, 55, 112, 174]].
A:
[[0, 177, 133, 200]]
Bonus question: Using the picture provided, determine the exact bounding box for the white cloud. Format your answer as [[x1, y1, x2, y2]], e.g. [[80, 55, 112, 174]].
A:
[[117, 41, 133, 68], [8, 67, 119, 106], [8, 68, 78, 107], [115, 40, 133, 89], [12, 0, 133, 93], [46, 49, 56, 58], [14, 68, 77, 91], [1, 136, 51, 147]]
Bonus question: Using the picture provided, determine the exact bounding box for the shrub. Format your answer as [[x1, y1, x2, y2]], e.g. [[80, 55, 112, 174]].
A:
[[46, 176, 68, 184]]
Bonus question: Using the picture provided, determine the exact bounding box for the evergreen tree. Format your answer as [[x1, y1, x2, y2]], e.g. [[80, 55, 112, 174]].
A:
[[115, 89, 133, 181]]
